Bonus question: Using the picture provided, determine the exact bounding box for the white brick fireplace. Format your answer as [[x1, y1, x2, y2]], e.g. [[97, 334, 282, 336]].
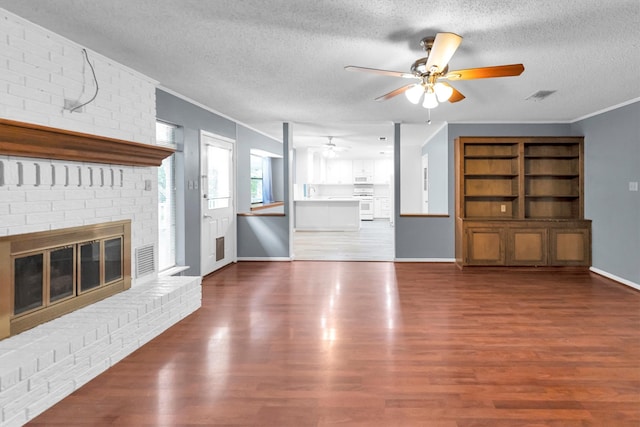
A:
[[0, 9, 202, 426]]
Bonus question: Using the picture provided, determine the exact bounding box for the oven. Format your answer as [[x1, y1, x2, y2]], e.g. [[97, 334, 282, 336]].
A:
[[357, 197, 374, 220], [353, 186, 374, 221]]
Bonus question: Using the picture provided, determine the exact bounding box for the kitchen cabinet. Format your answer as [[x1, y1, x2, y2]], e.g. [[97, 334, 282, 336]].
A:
[[374, 197, 390, 219], [374, 158, 392, 184], [353, 159, 374, 181], [325, 159, 353, 184]]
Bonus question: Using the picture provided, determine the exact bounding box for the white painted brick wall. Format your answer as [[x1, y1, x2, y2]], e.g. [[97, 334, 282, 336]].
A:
[[0, 10, 157, 144], [0, 11, 192, 423], [0, 8, 162, 280], [0, 276, 202, 427]]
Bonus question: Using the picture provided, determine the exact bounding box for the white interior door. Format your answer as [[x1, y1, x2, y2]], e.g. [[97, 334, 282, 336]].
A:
[[200, 132, 236, 276]]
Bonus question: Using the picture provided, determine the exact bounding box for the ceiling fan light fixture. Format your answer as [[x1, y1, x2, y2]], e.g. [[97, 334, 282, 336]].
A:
[[422, 89, 439, 109], [434, 82, 453, 102], [345, 33, 524, 109], [322, 149, 337, 158], [405, 84, 424, 104]]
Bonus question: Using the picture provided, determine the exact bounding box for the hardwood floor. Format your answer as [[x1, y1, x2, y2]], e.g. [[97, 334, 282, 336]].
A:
[[29, 262, 640, 426], [294, 219, 394, 261]]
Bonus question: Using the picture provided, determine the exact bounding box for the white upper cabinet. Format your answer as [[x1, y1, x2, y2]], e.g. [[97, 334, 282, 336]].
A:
[[374, 158, 392, 184], [322, 158, 392, 184], [353, 159, 374, 176], [325, 159, 353, 184]]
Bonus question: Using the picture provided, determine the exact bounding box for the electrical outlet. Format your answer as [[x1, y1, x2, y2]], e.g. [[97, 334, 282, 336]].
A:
[[63, 99, 83, 112], [500, 204, 507, 213], [629, 181, 639, 192]]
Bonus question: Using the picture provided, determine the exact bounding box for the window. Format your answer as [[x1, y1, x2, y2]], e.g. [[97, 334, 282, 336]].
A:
[[250, 154, 263, 204], [206, 144, 232, 209], [156, 121, 177, 271]]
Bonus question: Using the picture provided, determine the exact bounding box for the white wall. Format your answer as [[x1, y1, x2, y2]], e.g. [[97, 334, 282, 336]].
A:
[[400, 144, 422, 213], [0, 9, 159, 284], [400, 123, 435, 214]]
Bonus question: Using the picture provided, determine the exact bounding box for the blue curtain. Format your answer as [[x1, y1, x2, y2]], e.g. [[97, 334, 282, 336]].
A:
[[262, 157, 273, 203]]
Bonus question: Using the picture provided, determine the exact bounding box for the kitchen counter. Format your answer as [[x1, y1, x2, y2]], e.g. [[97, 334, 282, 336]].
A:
[[294, 198, 360, 231]]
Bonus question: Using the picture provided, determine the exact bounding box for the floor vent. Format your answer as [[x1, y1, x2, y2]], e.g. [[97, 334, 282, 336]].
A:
[[136, 244, 155, 278], [216, 237, 225, 262]]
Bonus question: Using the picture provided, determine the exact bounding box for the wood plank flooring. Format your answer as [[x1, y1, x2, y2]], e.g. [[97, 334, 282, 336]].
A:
[[28, 262, 640, 426], [294, 219, 394, 261]]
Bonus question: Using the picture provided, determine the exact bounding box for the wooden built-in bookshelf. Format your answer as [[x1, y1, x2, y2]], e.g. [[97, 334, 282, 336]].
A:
[[455, 137, 591, 267]]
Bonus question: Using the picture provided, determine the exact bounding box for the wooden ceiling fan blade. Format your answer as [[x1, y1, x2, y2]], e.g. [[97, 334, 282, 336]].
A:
[[445, 64, 525, 80], [424, 32, 462, 73], [374, 84, 414, 101], [344, 65, 415, 79], [444, 83, 465, 103]]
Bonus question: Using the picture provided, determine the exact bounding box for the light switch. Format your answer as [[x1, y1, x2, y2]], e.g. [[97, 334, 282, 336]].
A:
[[500, 204, 507, 212], [630, 182, 639, 192]]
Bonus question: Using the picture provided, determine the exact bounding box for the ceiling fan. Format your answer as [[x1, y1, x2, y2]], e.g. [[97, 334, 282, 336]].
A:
[[313, 136, 350, 158], [345, 32, 524, 109]]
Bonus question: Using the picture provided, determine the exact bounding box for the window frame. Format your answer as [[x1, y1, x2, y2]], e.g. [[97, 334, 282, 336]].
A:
[[156, 120, 178, 272]]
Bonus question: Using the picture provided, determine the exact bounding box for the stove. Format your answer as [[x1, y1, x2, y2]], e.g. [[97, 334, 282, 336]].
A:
[[353, 186, 374, 220]]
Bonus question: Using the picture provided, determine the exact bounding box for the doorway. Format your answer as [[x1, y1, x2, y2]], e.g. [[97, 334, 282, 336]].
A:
[[200, 131, 236, 275], [290, 126, 395, 261]]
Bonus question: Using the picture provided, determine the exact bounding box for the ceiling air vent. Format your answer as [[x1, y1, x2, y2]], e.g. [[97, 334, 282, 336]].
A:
[[525, 90, 557, 102], [135, 244, 155, 278]]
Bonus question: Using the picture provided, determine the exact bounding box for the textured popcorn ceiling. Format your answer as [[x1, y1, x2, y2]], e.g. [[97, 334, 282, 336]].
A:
[[1, 0, 639, 152]]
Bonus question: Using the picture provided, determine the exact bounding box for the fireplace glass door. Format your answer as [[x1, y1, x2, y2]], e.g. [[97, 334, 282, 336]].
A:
[[104, 237, 123, 284], [50, 246, 75, 303], [79, 241, 101, 292], [14, 253, 44, 315], [14, 238, 125, 314], [2, 220, 131, 340]]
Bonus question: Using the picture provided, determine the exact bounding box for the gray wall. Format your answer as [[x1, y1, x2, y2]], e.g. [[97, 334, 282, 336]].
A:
[[236, 124, 290, 259], [237, 215, 289, 258], [156, 89, 290, 273], [158, 86, 637, 281], [237, 125, 284, 213], [156, 89, 236, 276], [395, 122, 575, 259], [272, 158, 285, 202], [571, 101, 640, 284]]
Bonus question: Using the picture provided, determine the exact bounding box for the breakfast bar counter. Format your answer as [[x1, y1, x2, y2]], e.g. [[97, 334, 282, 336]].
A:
[[294, 198, 360, 231]]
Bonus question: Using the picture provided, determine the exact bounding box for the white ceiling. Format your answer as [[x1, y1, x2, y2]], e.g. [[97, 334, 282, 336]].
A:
[[1, 1, 639, 158]]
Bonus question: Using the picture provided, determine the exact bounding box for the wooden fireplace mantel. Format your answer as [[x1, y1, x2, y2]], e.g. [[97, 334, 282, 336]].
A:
[[0, 118, 174, 167]]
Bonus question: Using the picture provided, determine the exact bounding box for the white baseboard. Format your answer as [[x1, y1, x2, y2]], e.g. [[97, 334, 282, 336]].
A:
[[590, 267, 640, 291], [237, 257, 292, 261], [394, 258, 456, 263]]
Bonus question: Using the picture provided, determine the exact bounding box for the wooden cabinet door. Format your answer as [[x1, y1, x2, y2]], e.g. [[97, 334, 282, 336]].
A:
[[549, 227, 591, 266], [465, 228, 505, 265], [507, 228, 547, 266]]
